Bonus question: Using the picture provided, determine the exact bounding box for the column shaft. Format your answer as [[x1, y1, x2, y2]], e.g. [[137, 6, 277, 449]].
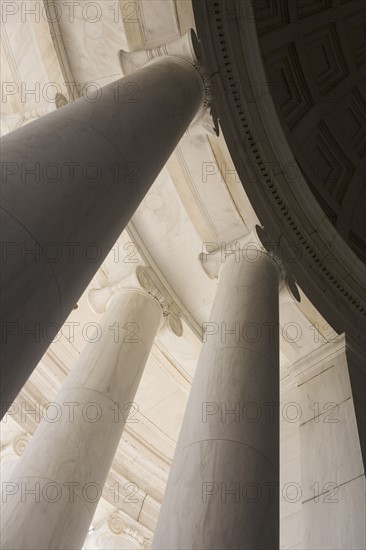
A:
[[0, 57, 204, 414], [1, 289, 162, 549], [152, 252, 280, 549]]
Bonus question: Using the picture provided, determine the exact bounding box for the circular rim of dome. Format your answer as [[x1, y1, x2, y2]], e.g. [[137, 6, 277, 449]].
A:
[[192, 0, 366, 345]]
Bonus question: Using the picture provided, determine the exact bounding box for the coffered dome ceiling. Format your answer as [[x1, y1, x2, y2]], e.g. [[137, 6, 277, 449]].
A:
[[193, 0, 366, 344], [253, 0, 366, 263]]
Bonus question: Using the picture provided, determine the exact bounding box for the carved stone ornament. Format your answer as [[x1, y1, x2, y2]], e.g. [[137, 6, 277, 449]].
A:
[[88, 266, 183, 337], [118, 29, 218, 136], [12, 433, 31, 456], [107, 511, 152, 548], [198, 225, 300, 304]]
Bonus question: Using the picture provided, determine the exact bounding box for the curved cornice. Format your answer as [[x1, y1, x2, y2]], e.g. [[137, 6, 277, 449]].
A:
[[193, 0, 366, 345]]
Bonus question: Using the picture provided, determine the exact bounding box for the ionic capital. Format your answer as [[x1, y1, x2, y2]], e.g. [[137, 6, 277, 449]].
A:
[[118, 29, 217, 136], [199, 225, 300, 303], [12, 433, 31, 457], [107, 510, 151, 548], [88, 266, 183, 337]]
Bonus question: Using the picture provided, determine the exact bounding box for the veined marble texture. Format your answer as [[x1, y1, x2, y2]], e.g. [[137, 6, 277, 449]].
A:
[[55, 0, 129, 87], [1, 290, 162, 549], [0, 2, 67, 112], [1, 1, 365, 549], [152, 251, 281, 549], [132, 167, 219, 325]]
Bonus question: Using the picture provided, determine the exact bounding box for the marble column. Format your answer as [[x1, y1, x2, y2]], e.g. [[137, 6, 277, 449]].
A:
[[0, 267, 182, 550], [1, 44, 205, 415], [152, 228, 283, 550]]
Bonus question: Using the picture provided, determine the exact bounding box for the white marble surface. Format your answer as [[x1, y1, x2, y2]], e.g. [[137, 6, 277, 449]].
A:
[[1, 289, 162, 549], [300, 398, 363, 503], [280, 509, 303, 550], [296, 353, 353, 425], [0, 1, 68, 113], [302, 475, 366, 550], [132, 167, 219, 324], [1, 54, 204, 410], [2, 2, 364, 549], [152, 247, 281, 549], [55, 0, 128, 87], [297, 342, 365, 548], [279, 369, 303, 549]]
